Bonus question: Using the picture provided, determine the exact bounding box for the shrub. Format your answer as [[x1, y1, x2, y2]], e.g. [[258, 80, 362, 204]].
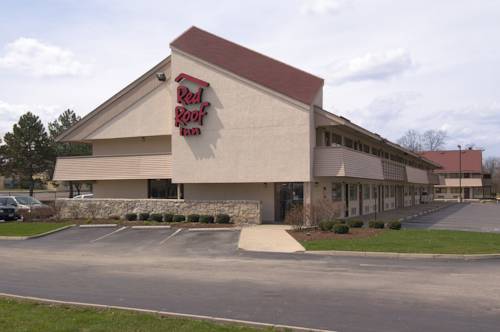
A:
[[387, 220, 402, 230], [368, 220, 385, 229], [109, 215, 120, 220], [335, 219, 347, 224], [187, 214, 200, 223], [319, 220, 336, 231], [199, 215, 214, 223], [139, 212, 150, 221], [333, 224, 349, 234], [173, 214, 186, 222], [347, 219, 364, 228], [163, 213, 174, 223], [150, 213, 163, 222], [216, 214, 231, 224], [125, 213, 137, 221]]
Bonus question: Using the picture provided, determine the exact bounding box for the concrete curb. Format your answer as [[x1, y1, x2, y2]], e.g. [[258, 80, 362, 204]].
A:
[[188, 227, 239, 231], [0, 292, 335, 332], [398, 204, 452, 222], [131, 225, 171, 229], [0, 224, 75, 241], [306, 250, 500, 260], [79, 224, 117, 228]]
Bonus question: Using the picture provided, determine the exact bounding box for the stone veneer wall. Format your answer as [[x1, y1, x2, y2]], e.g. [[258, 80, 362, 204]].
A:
[[56, 198, 262, 225]]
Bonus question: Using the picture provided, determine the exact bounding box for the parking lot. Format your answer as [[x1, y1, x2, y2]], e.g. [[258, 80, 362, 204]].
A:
[[404, 202, 500, 232], [0, 225, 241, 257]]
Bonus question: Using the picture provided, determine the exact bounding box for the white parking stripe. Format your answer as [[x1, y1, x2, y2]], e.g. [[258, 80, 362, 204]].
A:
[[159, 228, 182, 245], [91, 226, 127, 243]]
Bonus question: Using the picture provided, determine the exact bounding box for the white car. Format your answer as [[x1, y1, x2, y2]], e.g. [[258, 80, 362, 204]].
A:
[[72, 194, 94, 199]]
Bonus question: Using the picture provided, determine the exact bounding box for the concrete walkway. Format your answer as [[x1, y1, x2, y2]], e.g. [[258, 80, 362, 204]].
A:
[[238, 225, 305, 253]]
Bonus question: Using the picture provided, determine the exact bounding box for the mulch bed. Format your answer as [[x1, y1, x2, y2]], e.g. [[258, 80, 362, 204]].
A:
[[288, 228, 384, 241]]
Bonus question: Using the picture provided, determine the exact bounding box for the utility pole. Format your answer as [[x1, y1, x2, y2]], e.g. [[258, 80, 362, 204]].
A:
[[457, 144, 462, 203]]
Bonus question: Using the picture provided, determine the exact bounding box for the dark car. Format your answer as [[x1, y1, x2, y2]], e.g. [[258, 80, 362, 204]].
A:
[[0, 198, 17, 221], [0, 196, 54, 220]]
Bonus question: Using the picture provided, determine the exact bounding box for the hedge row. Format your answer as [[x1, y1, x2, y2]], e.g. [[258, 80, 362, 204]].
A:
[[124, 213, 231, 224], [318, 218, 402, 233]]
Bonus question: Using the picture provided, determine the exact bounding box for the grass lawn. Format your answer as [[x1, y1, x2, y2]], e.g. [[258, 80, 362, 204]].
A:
[[0, 297, 269, 332], [0, 222, 69, 237], [302, 229, 500, 254]]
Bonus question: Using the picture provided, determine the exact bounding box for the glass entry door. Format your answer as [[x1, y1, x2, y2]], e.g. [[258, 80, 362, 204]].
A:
[[276, 183, 304, 222]]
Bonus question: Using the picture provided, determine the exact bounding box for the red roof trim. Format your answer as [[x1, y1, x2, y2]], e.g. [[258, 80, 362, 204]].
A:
[[175, 73, 209, 87]]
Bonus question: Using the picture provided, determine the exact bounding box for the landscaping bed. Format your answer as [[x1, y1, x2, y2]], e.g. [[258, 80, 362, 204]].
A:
[[294, 229, 500, 254], [0, 222, 70, 237], [0, 297, 267, 332]]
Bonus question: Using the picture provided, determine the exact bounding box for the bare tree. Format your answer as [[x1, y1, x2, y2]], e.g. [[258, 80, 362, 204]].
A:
[[397, 130, 422, 152], [421, 130, 447, 151], [484, 157, 500, 194]]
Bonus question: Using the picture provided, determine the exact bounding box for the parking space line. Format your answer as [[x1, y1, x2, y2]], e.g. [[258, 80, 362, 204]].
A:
[[90, 226, 127, 243], [159, 228, 182, 245]]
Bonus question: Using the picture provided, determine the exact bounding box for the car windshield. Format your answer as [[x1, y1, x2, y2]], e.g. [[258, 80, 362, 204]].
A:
[[0, 197, 16, 206], [14, 196, 42, 205]]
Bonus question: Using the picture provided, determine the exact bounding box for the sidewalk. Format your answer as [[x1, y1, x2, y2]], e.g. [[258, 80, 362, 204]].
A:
[[238, 225, 305, 253]]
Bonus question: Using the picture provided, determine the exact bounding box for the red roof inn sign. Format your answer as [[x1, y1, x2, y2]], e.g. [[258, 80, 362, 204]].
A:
[[174, 73, 210, 136]]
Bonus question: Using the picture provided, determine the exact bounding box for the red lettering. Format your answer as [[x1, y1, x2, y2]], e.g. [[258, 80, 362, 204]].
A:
[[179, 127, 201, 136], [175, 75, 210, 137], [177, 86, 204, 105]]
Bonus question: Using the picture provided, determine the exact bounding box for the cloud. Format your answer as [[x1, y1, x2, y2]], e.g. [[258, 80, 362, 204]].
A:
[[0, 100, 63, 140], [0, 37, 90, 77], [300, 0, 345, 15], [327, 49, 414, 84]]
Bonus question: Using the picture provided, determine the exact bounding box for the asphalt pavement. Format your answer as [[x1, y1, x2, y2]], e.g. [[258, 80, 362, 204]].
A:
[[0, 225, 500, 331]]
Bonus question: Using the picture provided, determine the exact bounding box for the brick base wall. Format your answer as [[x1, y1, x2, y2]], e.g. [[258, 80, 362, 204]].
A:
[[56, 198, 262, 225]]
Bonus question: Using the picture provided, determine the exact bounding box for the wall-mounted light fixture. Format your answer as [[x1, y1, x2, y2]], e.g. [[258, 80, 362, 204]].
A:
[[156, 72, 166, 82]]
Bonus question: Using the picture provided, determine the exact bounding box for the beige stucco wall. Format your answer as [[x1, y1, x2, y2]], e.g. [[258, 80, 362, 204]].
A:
[[171, 50, 313, 184], [93, 180, 148, 198], [184, 183, 275, 221], [64, 60, 172, 141], [92, 136, 171, 156]]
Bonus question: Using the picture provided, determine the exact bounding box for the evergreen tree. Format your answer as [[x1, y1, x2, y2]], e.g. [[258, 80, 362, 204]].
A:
[[2, 112, 55, 196]]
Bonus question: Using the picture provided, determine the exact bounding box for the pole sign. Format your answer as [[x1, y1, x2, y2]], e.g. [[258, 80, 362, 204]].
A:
[[174, 73, 210, 136]]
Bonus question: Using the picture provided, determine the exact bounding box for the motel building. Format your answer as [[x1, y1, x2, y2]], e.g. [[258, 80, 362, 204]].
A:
[[421, 149, 493, 200], [53, 26, 440, 223]]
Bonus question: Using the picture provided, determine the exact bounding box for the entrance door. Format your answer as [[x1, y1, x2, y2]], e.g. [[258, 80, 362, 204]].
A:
[[276, 183, 304, 222], [464, 188, 470, 199], [345, 184, 350, 217], [359, 184, 363, 216]]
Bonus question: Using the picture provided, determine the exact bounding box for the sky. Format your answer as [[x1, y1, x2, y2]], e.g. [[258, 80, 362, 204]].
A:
[[0, 0, 499, 157]]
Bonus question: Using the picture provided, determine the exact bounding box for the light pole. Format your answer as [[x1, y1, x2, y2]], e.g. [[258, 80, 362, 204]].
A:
[[457, 144, 462, 203]]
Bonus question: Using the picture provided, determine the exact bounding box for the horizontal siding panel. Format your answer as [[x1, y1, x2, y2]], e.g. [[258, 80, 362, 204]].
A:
[[314, 147, 384, 180], [53, 154, 172, 181], [436, 178, 484, 187], [406, 166, 429, 184]]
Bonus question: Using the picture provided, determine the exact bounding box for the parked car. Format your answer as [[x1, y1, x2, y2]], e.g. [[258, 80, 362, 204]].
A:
[[72, 194, 94, 199], [0, 196, 54, 220], [0, 198, 17, 221]]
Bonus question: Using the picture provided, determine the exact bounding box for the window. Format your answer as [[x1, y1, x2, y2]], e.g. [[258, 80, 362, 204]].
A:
[[331, 183, 342, 201], [148, 179, 180, 199], [344, 137, 353, 148], [390, 185, 395, 198], [349, 184, 358, 201], [385, 185, 389, 198], [363, 144, 370, 153], [363, 184, 370, 199], [324, 131, 331, 146], [332, 133, 342, 145], [372, 148, 380, 156], [372, 185, 378, 199], [451, 188, 461, 194], [435, 187, 446, 194]]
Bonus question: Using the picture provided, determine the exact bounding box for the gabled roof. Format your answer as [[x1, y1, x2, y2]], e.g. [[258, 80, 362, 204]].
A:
[[170, 26, 324, 105], [420, 150, 483, 173]]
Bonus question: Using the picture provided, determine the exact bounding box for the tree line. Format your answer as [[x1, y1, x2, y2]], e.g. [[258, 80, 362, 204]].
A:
[[0, 110, 91, 196]]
